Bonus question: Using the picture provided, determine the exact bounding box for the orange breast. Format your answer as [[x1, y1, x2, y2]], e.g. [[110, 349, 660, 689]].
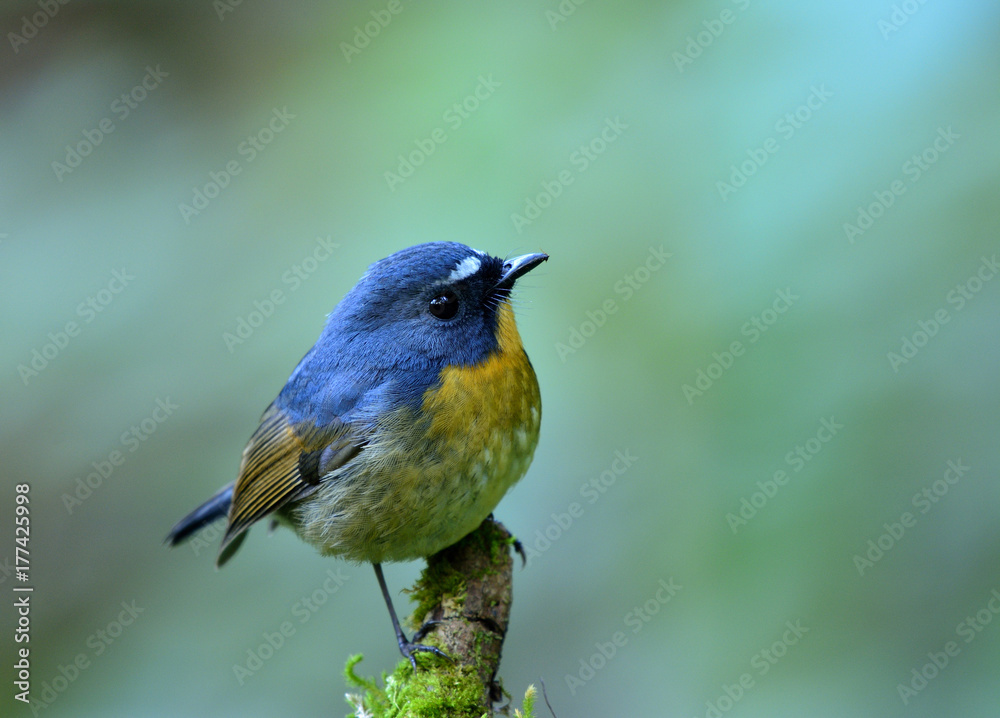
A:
[[423, 302, 540, 454]]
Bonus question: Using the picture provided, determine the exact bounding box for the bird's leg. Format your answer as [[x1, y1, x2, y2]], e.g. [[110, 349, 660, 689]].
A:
[[372, 563, 452, 670]]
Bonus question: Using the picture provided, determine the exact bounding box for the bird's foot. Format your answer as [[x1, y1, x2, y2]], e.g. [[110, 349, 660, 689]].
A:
[[487, 513, 526, 567], [397, 632, 452, 671]]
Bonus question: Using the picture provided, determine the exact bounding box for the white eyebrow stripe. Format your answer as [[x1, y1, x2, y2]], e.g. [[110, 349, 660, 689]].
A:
[[448, 256, 481, 282]]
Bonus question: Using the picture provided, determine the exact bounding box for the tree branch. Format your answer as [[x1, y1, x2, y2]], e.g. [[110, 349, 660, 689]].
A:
[[345, 517, 518, 717]]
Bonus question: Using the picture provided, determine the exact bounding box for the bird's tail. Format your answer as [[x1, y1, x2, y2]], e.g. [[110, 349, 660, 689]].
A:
[[165, 482, 234, 546]]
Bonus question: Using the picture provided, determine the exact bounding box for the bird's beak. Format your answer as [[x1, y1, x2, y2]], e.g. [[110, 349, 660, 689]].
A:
[[496, 252, 548, 290]]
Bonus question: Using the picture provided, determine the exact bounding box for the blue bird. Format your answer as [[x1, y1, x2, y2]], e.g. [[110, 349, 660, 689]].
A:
[[167, 242, 547, 666]]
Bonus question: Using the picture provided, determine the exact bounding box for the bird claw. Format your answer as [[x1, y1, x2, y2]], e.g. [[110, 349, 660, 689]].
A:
[[513, 537, 527, 567], [398, 637, 453, 671], [487, 513, 526, 567], [412, 619, 443, 643]]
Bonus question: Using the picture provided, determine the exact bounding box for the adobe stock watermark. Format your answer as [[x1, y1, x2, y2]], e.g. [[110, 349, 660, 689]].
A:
[[340, 0, 406, 63], [214, 0, 248, 21], [510, 116, 628, 234], [878, 0, 931, 40], [51, 64, 168, 182], [7, 0, 71, 54], [693, 619, 809, 718], [61, 398, 180, 514], [564, 577, 682, 695], [384, 74, 501, 191], [17, 268, 135, 386], [716, 84, 832, 201], [546, 0, 589, 30], [522, 448, 638, 566], [222, 236, 340, 353], [178, 106, 296, 224], [682, 287, 798, 404], [853, 459, 970, 576], [843, 126, 959, 243], [21, 600, 144, 714], [187, 518, 225, 557], [555, 245, 670, 362], [672, 0, 752, 73], [726, 416, 843, 533], [0, 556, 15, 585], [887, 255, 998, 372], [233, 568, 350, 684], [897, 585, 1000, 705]]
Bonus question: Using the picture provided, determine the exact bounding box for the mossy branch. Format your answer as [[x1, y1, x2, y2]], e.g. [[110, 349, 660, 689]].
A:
[[345, 518, 525, 717]]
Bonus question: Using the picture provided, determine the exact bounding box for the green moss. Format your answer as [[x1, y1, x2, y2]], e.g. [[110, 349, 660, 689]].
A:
[[345, 654, 485, 718], [406, 558, 468, 630], [514, 685, 536, 718], [473, 520, 513, 571], [405, 519, 511, 628], [345, 654, 379, 694], [344, 654, 391, 716]]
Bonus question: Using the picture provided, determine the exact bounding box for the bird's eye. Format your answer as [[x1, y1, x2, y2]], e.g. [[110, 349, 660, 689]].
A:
[[429, 291, 459, 320]]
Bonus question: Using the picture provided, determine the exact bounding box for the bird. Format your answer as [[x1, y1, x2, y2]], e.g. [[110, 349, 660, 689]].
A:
[[166, 241, 547, 667]]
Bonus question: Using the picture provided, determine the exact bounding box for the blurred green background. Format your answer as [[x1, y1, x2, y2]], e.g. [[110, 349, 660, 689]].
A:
[[2, 1, 998, 716]]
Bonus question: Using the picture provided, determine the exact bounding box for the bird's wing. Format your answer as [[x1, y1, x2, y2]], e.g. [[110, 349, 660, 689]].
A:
[[219, 402, 363, 564]]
